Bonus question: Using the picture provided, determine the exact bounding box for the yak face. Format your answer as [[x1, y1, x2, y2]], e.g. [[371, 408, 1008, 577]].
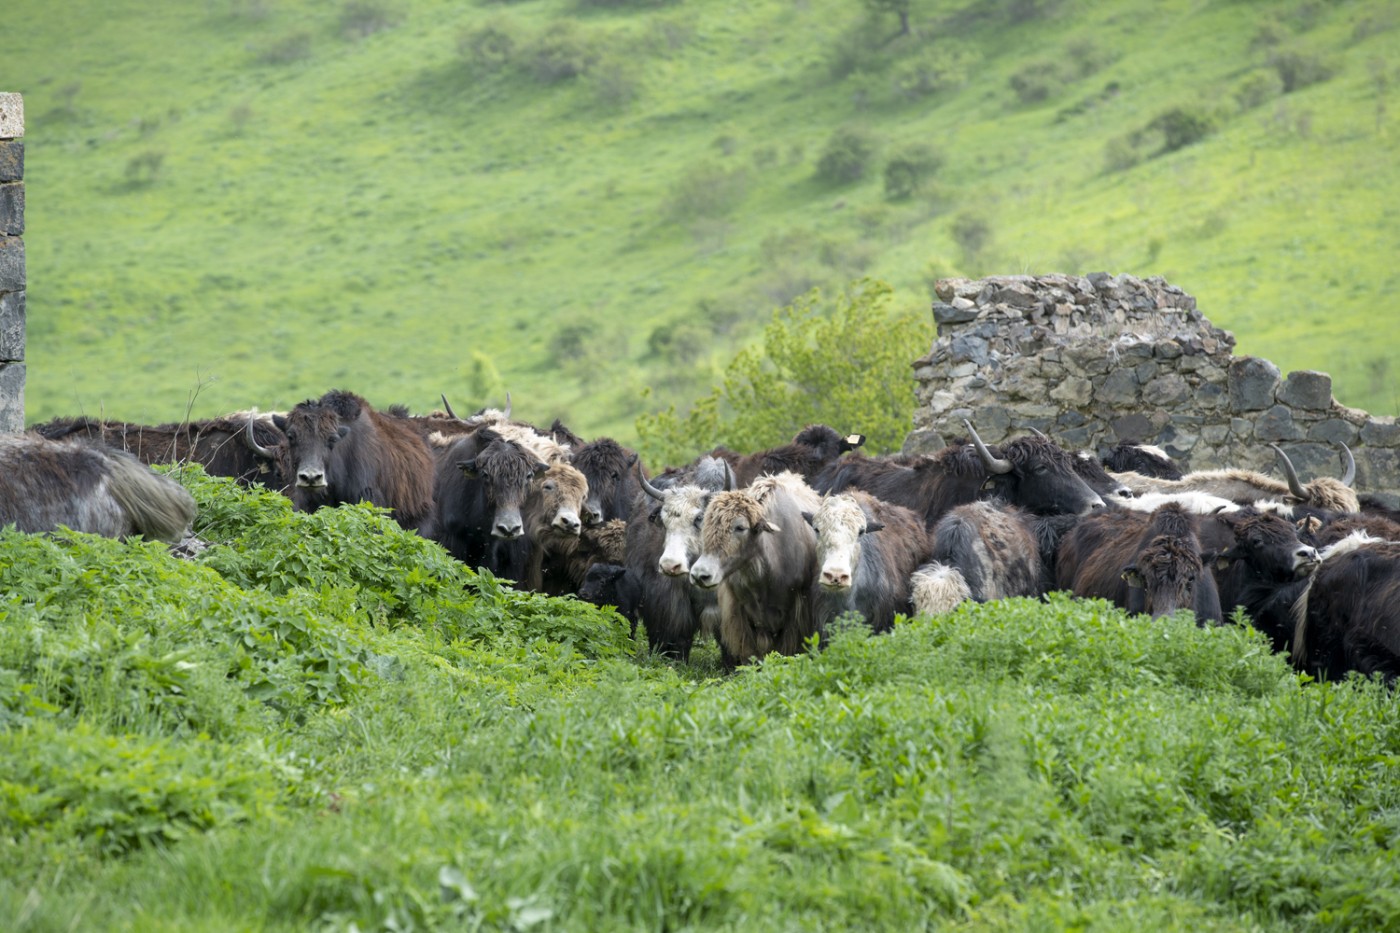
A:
[[276, 403, 350, 490], [527, 462, 588, 539], [807, 494, 883, 591], [1073, 450, 1134, 504], [689, 491, 778, 590], [1123, 535, 1205, 619], [978, 436, 1106, 517], [460, 435, 548, 539], [572, 438, 640, 527], [654, 485, 713, 578], [1218, 509, 1321, 581]]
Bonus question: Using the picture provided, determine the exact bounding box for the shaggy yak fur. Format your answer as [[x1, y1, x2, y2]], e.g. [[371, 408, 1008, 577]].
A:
[[275, 390, 435, 531], [806, 490, 931, 635], [705, 424, 865, 487], [0, 434, 196, 543], [689, 472, 824, 667]]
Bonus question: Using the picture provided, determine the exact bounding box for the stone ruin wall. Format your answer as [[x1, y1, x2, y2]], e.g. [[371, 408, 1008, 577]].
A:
[[0, 93, 23, 433], [903, 273, 1400, 507]]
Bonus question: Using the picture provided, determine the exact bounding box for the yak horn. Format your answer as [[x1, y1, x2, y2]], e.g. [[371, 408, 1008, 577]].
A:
[[964, 419, 1013, 475], [245, 415, 277, 459], [1029, 427, 1049, 440], [1338, 442, 1356, 488], [640, 471, 666, 500], [722, 460, 738, 491], [440, 394, 462, 421], [1270, 444, 1309, 500], [502, 391, 512, 420]]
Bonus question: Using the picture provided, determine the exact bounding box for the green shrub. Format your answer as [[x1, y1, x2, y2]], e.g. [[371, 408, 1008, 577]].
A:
[[1235, 69, 1284, 110], [338, 0, 400, 39], [882, 143, 944, 200], [255, 31, 312, 65], [1009, 60, 1065, 104], [456, 21, 517, 75], [664, 161, 749, 220], [1149, 104, 1218, 152], [815, 127, 877, 185], [1269, 48, 1336, 93], [526, 21, 599, 84]]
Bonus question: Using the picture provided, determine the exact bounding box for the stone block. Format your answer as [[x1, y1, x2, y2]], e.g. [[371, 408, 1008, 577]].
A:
[[1111, 413, 1155, 441], [901, 428, 945, 456], [0, 237, 21, 291], [1097, 367, 1139, 406], [972, 405, 1012, 440], [0, 289, 21, 360], [933, 301, 978, 326], [1049, 376, 1093, 406], [0, 182, 22, 236], [1306, 418, 1359, 445], [1278, 370, 1332, 410], [1231, 417, 1255, 440], [1142, 372, 1189, 406], [1271, 443, 1341, 483], [1360, 419, 1400, 448], [1228, 356, 1281, 411], [0, 94, 22, 139], [0, 361, 22, 433], [1255, 404, 1306, 441], [0, 141, 20, 182]]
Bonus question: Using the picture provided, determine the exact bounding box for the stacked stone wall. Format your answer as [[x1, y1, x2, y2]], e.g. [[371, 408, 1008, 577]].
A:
[[0, 93, 23, 432], [905, 273, 1400, 505]]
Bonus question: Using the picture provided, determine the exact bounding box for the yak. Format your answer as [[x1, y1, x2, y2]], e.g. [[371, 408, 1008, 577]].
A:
[[1, 434, 196, 544], [704, 424, 865, 487], [275, 390, 435, 531], [805, 490, 931, 635], [689, 471, 824, 667]]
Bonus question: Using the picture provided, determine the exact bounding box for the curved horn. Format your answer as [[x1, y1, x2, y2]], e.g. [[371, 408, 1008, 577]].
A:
[[502, 391, 512, 421], [1029, 427, 1049, 440], [244, 415, 277, 459], [963, 419, 1013, 475], [440, 394, 462, 421], [1338, 442, 1356, 489], [723, 460, 737, 491], [1270, 444, 1309, 500], [640, 472, 666, 500]]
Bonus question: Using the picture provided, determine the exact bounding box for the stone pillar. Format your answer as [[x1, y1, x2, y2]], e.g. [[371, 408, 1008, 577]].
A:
[[0, 93, 23, 432]]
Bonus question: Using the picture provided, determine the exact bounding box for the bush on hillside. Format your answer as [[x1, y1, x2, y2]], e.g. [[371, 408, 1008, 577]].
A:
[[883, 143, 944, 200], [1269, 48, 1336, 93], [526, 21, 599, 83], [664, 161, 749, 220], [457, 21, 517, 75], [635, 279, 928, 465], [1009, 60, 1065, 104], [338, 1, 400, 39], [1149, 104, 1218, 152], [255, 31, 312, 65], [816, 127, 878, 185], [1235, 69, 1284, 110]]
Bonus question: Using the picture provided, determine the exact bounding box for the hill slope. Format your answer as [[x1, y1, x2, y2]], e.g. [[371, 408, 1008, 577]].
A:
[[5, 0, 1399, 441]]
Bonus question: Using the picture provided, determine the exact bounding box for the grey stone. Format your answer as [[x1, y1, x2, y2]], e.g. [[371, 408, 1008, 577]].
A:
[[0, 141, 20, 182], [0, 289, 21, 360], [1201, 423, 1230, 445], [1057, 410, 1088, 429], [0, 183, 22, 236], [901, 428, 945, 456], [1270, 443, 1338, 483], [1049, 376, 1093, 406], [1133, 361, 1159, 384], [1142, 372, 1190, 407], [1154, 339, 1183, 360], [1097, 367, 1139, 406], [1228, 356, 1281, 411], [973, 405, 1013, 440], [1059, 425, 1094, 448], [1231, 417, 1255, 440], [950, 334, 990, 366], [1255, 405, 1305, 442], [1360, 419, 1400, 448], [0, 237, 21, 291], [0, 94, 22, 139], [1111, 413, 1155, 441], [933, 301, 977, 326], [1306, 419, 1358, 445], [0, 361, 22, 433], [1278, 370, 1332, 411], [1195, 382, 1227, 409]]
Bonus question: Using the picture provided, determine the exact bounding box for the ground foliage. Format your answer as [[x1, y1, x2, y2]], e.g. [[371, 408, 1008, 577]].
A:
[[1, 471, 1398, 930]]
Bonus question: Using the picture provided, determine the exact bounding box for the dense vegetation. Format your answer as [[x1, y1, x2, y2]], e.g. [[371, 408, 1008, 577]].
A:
[[5, 0, 1400, 441], [2, 469, 1399, 930]]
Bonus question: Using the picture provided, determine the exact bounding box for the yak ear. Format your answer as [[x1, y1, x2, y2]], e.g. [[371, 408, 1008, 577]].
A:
[[272, 414, 288, 432], [801, 511, 816, 527], [863, 521, 886, 534], [1120, 566, 1145, 588], [762, 521, 782, 534], [532, 460, 550, 476], [336, 425, 351, 440], [457, 459, 479, 479]]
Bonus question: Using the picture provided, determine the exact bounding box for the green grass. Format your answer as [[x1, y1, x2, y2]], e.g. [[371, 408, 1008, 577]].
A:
[[4, 0, 1400, 442], [2, 471, 1400, 930]]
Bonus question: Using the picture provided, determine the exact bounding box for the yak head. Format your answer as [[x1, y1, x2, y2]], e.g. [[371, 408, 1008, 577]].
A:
[[805, 494, 884, 591]]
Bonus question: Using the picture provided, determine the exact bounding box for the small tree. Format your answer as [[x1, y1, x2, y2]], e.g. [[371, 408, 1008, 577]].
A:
[[883, 143, 943, 200], [635, 280, 929, 467], [863, 0, 912, 38], [816, 127, 877, 185]]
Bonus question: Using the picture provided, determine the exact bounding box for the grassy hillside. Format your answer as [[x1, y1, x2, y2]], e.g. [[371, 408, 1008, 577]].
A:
[[5, 0, 1399, 443], [3, 470, 1400, 930]]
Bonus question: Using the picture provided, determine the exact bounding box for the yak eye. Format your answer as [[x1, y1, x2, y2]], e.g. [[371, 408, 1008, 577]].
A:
[[649, 508, 662, 526], [543, 481, 556, 491], [692, 514, 703, 528], [734, 522, 748, 535]]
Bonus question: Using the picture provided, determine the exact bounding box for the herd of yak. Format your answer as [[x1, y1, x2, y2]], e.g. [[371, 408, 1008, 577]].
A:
[[4, 387, 1400, 683]]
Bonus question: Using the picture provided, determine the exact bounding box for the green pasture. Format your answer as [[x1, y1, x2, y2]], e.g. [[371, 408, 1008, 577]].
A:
[[3, 0, 1398, 443], [2, 470, 1398, 930]]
